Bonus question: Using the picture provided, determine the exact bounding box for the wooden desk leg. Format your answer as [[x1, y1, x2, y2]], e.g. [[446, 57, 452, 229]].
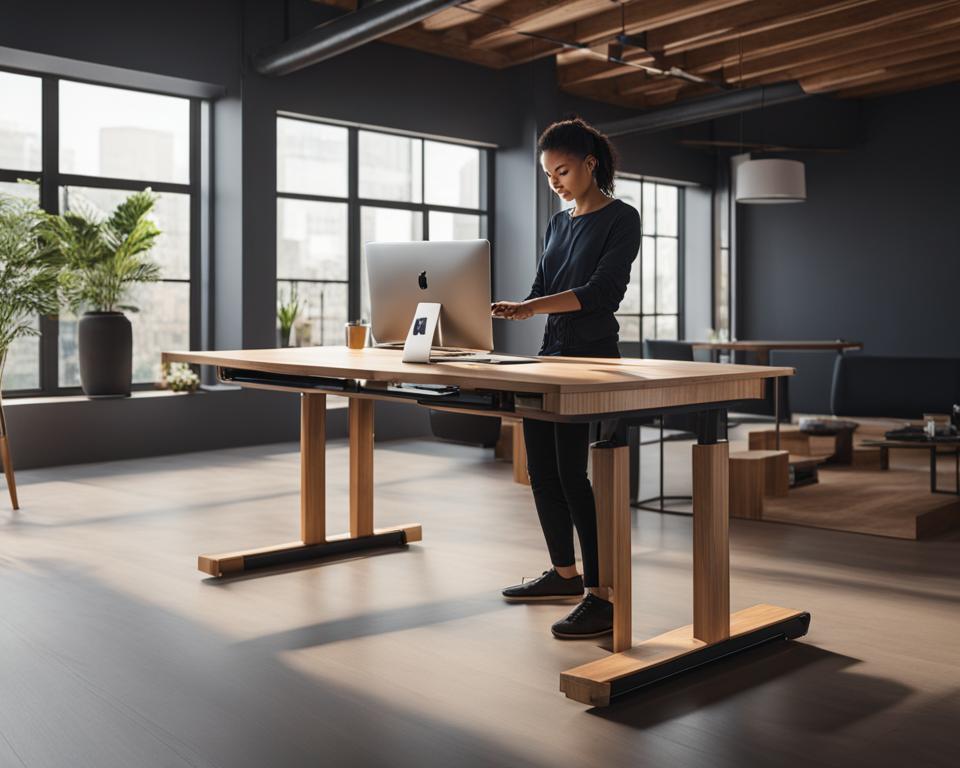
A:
[[512, 422, 530, 485], [197, 393, 420, 578], [561, 411, 809, 708], [592, 442, 631, 652], [301, 393, 326, 545], [693, 442, 730, 644], [350, 398, 374, 538]]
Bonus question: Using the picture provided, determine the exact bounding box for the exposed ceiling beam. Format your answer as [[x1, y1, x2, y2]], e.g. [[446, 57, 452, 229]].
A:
[[733, 26, 960, 88], [646, 0, 877, 56], [384, 23, 511, 66], [836, 61, 960, 96], [468, 0, 615, 48], [492, 0, 757, 64], [420, 0, 511, 30], [723, 6, 960, 83], [800, 45, 960, 92], [682, 0, 960, 73], [556, 0, 881, 88]]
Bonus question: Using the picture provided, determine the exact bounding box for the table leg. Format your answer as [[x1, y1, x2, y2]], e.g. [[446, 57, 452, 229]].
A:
[[349, 398, 374, 537], [592, 441, 631, 652], [560, 409, 809, 707], [197, 393, 421, 577], [693, 441, 730, 644]]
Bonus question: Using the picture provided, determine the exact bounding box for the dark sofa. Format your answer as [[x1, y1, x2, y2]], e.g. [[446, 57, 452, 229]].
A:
[[831, 355, 960, 419]]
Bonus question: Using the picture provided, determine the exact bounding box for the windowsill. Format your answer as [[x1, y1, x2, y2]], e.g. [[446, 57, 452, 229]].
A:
[[4, 387, 350, 408]]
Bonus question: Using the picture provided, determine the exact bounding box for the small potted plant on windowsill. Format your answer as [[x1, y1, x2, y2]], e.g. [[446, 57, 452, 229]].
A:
[[0, 192, 61, 508], [277, 283, 301, 348], [44, 189, 162, 398]]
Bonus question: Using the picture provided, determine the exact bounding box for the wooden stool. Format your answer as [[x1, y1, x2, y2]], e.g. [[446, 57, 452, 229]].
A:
[[749, 427, 811, 455], [729, 450, 789, 519]]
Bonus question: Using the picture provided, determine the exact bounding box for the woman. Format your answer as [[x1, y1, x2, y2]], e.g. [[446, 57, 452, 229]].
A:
[[492, 117, 641, 639]]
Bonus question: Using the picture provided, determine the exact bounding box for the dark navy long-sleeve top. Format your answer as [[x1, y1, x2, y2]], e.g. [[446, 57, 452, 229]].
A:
[[526, 199, 641, 356]]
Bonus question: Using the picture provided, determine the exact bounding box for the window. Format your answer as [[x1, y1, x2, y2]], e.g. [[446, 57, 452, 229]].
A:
[[0, 71, 42, 391], [276, 115, 489, 346], [616, 177, 683, 342], [714, 174, 732, 341], [0, 71, 200, 395]]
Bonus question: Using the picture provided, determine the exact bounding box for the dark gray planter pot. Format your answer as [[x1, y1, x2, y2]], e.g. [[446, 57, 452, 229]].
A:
[[78, 311, 132, 398]]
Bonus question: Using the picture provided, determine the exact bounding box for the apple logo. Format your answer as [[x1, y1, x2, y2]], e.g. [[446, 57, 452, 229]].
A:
[[418, 270, 428, 290]]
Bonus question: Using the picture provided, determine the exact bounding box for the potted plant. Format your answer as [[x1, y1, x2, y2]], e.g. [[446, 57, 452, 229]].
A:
[[44, 189, 162, 397], [0, 192, 61, 508], [277, 283, 301, 348]]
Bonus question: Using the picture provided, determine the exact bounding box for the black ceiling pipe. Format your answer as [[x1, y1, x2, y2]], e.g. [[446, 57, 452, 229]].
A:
[[255, 0, 462, 77], [597, 82, 810, 137]]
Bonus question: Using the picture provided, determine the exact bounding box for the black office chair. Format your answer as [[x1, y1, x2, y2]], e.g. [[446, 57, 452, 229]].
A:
[[626, 340, 699, 514]]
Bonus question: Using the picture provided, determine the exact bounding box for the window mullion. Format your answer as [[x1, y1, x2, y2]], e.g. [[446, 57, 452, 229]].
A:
[[347, 127, 360, 321], [39, 75, 59, 395]]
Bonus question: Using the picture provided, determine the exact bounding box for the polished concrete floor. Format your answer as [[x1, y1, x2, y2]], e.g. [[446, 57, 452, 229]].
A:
[[1, 425, 958, 768]]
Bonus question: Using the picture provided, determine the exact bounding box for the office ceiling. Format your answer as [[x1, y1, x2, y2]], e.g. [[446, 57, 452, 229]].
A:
[[314, 0, 960, 107]]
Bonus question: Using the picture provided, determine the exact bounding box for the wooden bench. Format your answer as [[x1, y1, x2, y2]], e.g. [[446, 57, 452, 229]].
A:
[[496, 418, 530, 485]]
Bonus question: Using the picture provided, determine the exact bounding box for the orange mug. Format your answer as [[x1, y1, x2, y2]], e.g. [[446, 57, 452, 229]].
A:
[[345, 321, 369, 349]]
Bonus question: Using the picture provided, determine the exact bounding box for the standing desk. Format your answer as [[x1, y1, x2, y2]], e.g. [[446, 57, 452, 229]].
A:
[[161, 346, 809, 707]]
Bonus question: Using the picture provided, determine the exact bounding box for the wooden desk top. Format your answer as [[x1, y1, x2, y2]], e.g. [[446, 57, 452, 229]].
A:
[[162, 347, 793, 417], [688, 340, 862, 353], [163, 347, 791, 393]]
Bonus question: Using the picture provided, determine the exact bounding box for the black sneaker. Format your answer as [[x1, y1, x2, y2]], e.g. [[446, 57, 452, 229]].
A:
[[551, 594, 613, 639], [501, 568, 584, 602]]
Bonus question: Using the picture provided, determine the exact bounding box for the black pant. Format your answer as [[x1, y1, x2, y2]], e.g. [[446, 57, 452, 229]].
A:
[[522, 418, 600, 587], [522, 337, 619, 588]]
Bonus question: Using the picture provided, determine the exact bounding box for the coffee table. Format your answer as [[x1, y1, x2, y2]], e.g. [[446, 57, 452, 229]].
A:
[[861, 438, 960, 495]]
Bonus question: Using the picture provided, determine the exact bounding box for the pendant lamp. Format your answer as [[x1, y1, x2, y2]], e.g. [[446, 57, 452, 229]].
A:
[[735, 157, 806, 204]]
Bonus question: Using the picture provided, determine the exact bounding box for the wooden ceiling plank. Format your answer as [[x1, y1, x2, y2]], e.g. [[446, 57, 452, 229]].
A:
[[497, 0, 757, 64], [836, 62, 960, 96], [682, 0, 960, 72], [725, 8, 960, 83], [574, 0, 759, 45], [471, 0, 616, 48], [646, 0, 875, 56], [801, 47, 960, 92], [383, 25, 511, 67], [733, 26, 960, 88], [421, 1, 512, 31], [558, 50, 659, 87]]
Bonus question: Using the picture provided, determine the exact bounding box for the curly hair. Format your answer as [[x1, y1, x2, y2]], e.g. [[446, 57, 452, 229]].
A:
[[537, 116, 618, 196]]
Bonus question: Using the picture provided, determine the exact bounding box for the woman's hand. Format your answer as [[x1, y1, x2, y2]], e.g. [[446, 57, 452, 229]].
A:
[[491, 300, 535, 320]]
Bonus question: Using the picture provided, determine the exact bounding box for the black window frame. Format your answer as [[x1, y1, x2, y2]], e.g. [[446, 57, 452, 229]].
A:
[[0, 68, 203, 397], [276, 113, 494, 342], [615, 174, 685, 343]]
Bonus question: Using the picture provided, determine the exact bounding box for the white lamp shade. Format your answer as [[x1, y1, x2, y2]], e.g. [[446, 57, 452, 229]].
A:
[[735, 158, 806, 204]]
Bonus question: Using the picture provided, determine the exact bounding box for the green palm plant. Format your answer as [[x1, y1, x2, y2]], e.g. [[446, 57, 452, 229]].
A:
[[46, 189, 162, 313], [0, 193, 61, 380], [0, 191, 61, 509]]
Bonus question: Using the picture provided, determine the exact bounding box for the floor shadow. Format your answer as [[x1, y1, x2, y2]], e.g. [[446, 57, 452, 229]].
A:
[[589, 640, 911, 733], [233, 592, 509, 651]]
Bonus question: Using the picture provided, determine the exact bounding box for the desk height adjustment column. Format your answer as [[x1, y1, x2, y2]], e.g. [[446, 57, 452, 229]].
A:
[[561, 406, 809, 707], [692, 408, 730, 644], [196, 392, 421, 578]]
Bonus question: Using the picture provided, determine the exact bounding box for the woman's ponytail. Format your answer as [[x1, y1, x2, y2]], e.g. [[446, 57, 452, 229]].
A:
[[538, 117, 618, 196]]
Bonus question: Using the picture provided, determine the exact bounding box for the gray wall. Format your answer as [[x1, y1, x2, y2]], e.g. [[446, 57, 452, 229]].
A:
[[735, 84, 960, 412]]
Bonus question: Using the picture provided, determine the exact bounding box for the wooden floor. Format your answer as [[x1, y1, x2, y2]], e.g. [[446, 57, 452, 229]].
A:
[[2, 427, 959, 768]]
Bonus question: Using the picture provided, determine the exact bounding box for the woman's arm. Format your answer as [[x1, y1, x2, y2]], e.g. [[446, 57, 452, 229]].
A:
[[491, 290, 581, 320]]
